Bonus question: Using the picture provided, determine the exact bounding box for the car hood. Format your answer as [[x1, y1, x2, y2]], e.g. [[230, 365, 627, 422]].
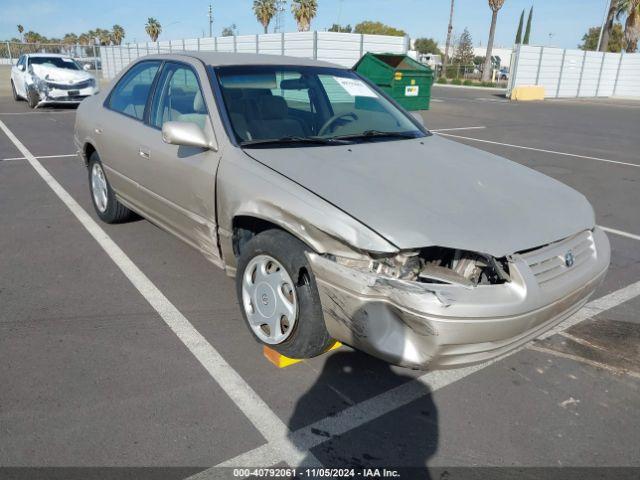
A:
[[31, 64, 92, 83], [245, 135, 595, 257]]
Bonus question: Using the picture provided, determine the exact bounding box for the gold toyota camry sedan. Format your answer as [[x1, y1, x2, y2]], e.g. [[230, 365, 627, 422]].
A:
[[74, 52, 610, 369]]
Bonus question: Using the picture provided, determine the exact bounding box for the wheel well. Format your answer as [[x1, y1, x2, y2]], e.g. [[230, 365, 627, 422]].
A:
[[232, 216, 281, 257], [83, 143, 96, 167]]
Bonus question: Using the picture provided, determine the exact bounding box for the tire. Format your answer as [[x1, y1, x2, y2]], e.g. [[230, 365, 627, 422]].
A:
[[10, 80, 22, 101], [26, 86, 39, 108], [88, 152, 135, 223], [235, 229, 333, 358]]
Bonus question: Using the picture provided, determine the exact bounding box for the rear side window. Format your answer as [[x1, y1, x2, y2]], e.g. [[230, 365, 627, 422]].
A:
[[108, 61, 161, 120]]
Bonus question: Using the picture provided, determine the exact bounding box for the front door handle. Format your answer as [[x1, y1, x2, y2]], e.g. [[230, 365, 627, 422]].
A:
[[94, 128, 103, 135], [139, 147, 150, 159]]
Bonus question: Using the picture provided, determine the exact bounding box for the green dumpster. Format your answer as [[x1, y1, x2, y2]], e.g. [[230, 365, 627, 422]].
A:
[[353, 53, 434, 111]]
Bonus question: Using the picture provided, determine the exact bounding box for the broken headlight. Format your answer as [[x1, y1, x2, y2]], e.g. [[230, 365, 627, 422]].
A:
[[333, 247, 510, 287]]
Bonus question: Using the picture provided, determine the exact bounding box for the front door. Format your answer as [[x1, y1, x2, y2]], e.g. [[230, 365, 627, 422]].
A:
[[133, 61, 222, 261]]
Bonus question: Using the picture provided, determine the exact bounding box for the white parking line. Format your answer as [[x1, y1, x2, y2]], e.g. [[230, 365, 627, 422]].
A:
[[436, 132, 640, 169], [0, 119, 320, 468], [1, 153, 77, 162], [430, 126, 486, 132], [599, 225, 640, 242], [195, 277, 640, 472]]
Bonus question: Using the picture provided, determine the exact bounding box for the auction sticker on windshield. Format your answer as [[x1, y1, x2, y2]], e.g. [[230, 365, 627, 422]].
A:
[[333, 77, 378, 98]]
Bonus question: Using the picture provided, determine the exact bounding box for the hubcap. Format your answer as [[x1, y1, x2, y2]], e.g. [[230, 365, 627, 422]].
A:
[[241, 255, 298, 345], [91, 163, 108, 213]]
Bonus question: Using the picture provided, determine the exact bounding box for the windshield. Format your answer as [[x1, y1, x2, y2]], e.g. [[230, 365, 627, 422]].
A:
[[29, 56, 81, 71], [214, 65, 426, 147]]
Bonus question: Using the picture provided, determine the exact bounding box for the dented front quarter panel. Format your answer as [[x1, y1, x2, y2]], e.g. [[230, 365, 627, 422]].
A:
[[217, 149, 398, 275]]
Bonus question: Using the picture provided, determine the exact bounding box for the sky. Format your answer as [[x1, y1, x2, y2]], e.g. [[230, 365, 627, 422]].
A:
[[1, 0, 611, 49]]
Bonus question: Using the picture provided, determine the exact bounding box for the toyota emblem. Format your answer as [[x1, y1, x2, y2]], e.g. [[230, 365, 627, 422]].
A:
[[564, 251, 575, 267]]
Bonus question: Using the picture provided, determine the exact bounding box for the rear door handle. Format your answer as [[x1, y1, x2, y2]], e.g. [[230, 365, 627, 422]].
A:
[[139, 147, 150, 159]]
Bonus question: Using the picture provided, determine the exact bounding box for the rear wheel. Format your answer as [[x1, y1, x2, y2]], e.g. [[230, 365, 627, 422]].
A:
[[236, 229, 334, 358], [10, 80, 22, 101], [88, 152, 135, 223]]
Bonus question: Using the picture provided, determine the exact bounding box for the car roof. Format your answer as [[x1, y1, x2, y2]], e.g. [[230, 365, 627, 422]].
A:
[[26, 53, 72, 58], [143, 51, 342, 68]]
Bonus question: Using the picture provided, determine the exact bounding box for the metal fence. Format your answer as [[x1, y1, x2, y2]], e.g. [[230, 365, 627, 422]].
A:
[[1, 41, 101, 67], [99, 32, 409, 79], [507, 44, 640, 98]]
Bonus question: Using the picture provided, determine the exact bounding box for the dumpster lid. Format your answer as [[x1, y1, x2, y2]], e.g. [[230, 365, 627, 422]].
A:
[[354, 53, 430, 72]]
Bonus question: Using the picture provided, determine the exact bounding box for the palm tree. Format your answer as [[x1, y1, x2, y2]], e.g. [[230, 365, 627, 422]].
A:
[[112, 24, 125, 45], [443, 0, 455, 69], [253, 0, 277, 34], [617, 0, 640, 52], [481, 0, 506, 82], [600, 0, 618, 51], [145, 17, 162, 42], [291, 0, 317, 32], [17, 25, 24, 42]]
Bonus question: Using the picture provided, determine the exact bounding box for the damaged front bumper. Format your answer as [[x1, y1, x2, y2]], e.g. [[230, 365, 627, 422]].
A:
[[29, 79, 98, 107], [307, 227, 610, 369]]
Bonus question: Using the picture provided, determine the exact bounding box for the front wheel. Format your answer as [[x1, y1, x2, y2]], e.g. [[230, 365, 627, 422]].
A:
[[235, 230, 334, 358], [26, 86, 39, 108], [88, 152, 135, 223]]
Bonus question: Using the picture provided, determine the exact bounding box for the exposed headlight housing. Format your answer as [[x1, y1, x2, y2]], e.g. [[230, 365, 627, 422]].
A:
[[333, 247, 510, 287]]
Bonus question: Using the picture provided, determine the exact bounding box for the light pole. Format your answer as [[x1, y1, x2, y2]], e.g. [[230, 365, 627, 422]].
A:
[[208, 4, 214, 37]]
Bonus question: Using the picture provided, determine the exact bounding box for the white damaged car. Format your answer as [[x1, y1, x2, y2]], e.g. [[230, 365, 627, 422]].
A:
[[10, 53, 99, 108]]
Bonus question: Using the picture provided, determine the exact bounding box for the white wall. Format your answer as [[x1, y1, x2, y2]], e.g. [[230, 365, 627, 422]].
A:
[[508, 44, 640, 98], [101, 32, 408, 80]]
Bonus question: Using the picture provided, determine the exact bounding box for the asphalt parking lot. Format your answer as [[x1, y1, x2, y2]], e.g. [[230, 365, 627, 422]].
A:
[[1, 81, 639, 478]]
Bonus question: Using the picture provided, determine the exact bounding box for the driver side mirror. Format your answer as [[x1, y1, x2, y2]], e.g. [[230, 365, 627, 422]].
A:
[[411, 112, 424, 126], [17, 64, 25, 72], [162, 121, 216, 150], [83, 64, 91, 71]]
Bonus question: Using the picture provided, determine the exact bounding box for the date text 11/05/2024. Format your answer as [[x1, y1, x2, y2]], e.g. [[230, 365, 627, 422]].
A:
[[232, 468, 401, 477]]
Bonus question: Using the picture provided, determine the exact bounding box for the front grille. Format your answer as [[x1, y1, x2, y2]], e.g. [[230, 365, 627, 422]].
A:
[[47, 79, 93, 90], [520, 230, 596, 286]]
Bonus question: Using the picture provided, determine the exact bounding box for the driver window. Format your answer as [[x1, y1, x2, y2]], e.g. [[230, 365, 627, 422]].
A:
[[150, 64, 208, 130]]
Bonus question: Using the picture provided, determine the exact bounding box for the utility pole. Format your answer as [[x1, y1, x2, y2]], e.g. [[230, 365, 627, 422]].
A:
[[273, 0, 287, 33], [208, 4, 214, 38], [443, 0, 455, 70]]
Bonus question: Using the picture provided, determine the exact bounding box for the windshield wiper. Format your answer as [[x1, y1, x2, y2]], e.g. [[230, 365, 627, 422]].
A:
[[240, 136, 349, 148], [330, 130, 420, 142]]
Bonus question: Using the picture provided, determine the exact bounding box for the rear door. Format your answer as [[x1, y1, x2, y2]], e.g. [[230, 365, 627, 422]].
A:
[[97, 60, 161, 208], [134, 60, 222, 260]]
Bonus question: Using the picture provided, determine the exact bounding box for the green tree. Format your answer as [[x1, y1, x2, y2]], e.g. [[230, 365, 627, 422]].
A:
[[353, 21, 406, 36], [328, 23, 352, 33], [145, 18, 162, 42], [617, 0, 640, 52], [253, 0, 277, 34], [482, 0, 506, 82], [414, 37, 442, 55], [222, 24, 238, 36], [17, 24, 24, 42], [291, 0, 318, 32], [453, 28, 475, 65], [515, 9, 524, 44], [579, 23, 624, 52], [112, 24, 125, 45], [523, 6, 533, 44]]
